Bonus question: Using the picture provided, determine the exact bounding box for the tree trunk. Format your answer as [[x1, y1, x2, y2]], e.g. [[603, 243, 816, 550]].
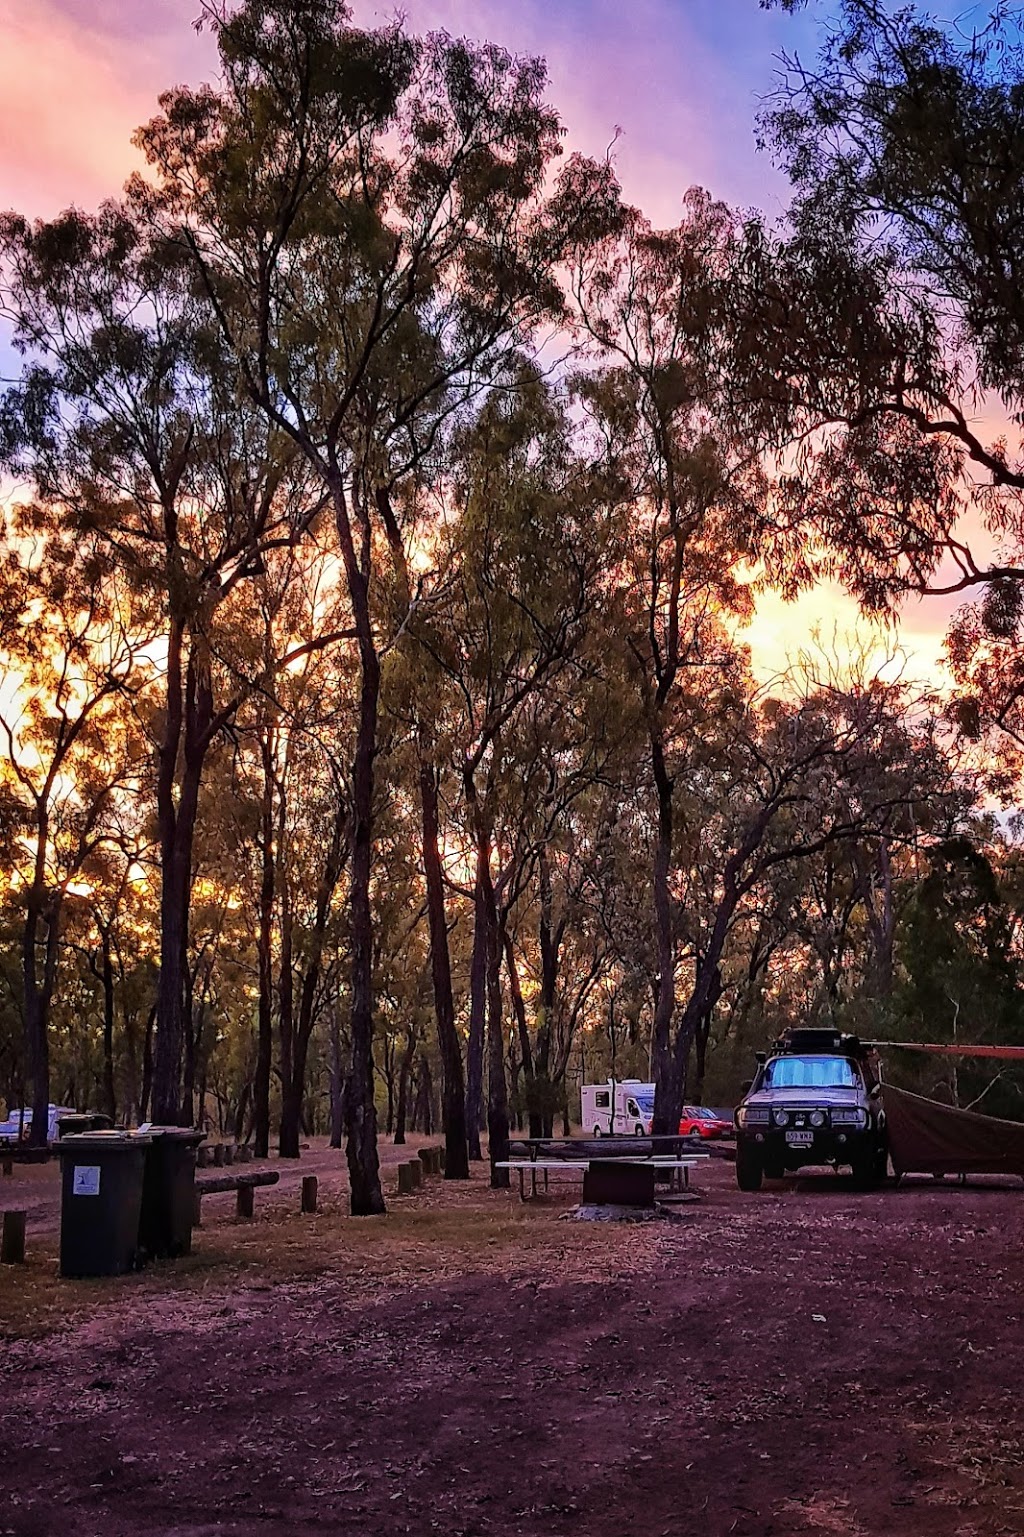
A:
[[465, 855, 488, 1160], [394, 1027, 416, 1145], [650, 735, 681, 1135], [419, 741, 469, 1178], [152, 632, 211, 1125], [483, 868, 510, 1187], [254, 725, 276, 1158], [334, 474, 385, 1216], [100, 927, 116, 1124], [328, 1002, 345, 1149], [140, 1003, 156, 1122], [503, 926, 540, 1139]]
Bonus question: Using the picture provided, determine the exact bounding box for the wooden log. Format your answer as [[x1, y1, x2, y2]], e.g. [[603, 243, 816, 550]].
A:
[[397, 1162, 415, 1195], [1, 1210, 26, 1264], [212, 1143, 226, 1167], [301, 1175, 318, 1214], [236, 1185, 254, 1220], [195, 1171, 279, 1195]]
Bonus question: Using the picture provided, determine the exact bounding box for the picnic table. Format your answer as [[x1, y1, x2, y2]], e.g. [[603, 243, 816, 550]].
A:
[[494, 1153, 708, 1203]]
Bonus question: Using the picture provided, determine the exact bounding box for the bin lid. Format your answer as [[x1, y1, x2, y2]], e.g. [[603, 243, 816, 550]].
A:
[[138, 1125, 204, 1144], [57, 1130, 153, 1152]]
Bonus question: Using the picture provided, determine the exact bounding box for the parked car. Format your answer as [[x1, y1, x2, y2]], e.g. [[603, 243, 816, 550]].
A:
[[679, 1105, 733, 1139], [734, 1028, 887, 1191]]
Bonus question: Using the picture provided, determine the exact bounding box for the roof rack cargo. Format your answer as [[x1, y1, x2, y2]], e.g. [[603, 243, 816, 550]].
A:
[[772, 1027, 866, 1057]]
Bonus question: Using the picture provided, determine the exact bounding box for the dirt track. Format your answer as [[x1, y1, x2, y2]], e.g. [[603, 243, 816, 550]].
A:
[[3, 1155, 1024, 1536]]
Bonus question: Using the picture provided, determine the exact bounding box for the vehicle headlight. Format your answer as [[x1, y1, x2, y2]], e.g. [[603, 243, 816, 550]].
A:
[[810, 1111, 825, 1128], [773, 1109, 790, 1127], [832, 1108, 867, 1127], [737, 1107, 770, 1127]]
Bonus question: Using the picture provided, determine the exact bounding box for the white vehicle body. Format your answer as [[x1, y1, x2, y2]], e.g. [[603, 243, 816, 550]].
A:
[[0, 1104, 77, 1142], [580, 1080, 655, 1136]]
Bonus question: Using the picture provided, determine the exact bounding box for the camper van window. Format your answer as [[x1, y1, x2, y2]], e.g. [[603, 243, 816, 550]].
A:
[[627, 1100, 639, 1117], [595, 1092, 610, 1109]]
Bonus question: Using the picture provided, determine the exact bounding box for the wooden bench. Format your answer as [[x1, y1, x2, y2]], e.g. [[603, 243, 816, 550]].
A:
[[193, 1169, 279, 1223]]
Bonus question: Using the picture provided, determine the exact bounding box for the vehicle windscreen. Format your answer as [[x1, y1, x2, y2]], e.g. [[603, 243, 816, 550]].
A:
[[760, 1055, 859, 1090], [634, 1091, 655, 1114]]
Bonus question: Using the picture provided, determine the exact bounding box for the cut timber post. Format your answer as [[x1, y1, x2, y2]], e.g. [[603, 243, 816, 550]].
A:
[[236, 1185, 254, 1220], [409, 1159, 422, 1189], [212, 1144, 225, 1168], [397, 1162, 415, 1195], [235, 1146, 252, 1164], [1, 1210, 26, 1264], [438, 1145, 446, 1173], [301, 1176, 318, 1214], [2, 1157, 12, 1177], [223, 1145, 235, 1166], [418, 1148, 432, 1175], [192, 1191, 203, 1228], [196, 1145, 210, 1169]]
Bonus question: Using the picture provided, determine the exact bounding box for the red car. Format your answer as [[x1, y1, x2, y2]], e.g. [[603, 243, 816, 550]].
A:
[[679, 1105, 732, 1139]]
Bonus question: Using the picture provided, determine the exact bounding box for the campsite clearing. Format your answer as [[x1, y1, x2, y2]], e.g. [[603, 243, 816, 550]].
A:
[[2, 1152, 1024, 1536]]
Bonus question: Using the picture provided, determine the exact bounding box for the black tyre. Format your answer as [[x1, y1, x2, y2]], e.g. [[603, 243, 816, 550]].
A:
[[736, 1144, 764, 1192], [635, 1124, 645, 1136], [763, 1157, 785, 1182], [851, 1142, 884, 1190]]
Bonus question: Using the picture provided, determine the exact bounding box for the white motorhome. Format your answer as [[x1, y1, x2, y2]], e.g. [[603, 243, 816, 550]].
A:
[[580, 1080, 655, 1136]]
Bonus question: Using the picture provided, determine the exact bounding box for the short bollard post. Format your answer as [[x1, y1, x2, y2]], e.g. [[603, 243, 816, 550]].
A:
[[212, 1144, 226, 1168], [236, 1185, 254, 1220], [192, 1191, 203, 1228], [438, 1144, 446, 1173], [196, 1145, 210, 1169], [1, 1157, 12, 1178], [418, 1148, 432, 1176], [1, 1210, 26, 1264], [397, 1162, 415, 1195], [301, 1175, 318, 1214], [408, 1158, 422, 1190], [235, 1146, 252, 1164], [223, 1145, 235, 1166]]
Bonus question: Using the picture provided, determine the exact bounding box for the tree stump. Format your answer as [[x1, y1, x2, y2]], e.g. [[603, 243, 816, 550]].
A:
[[1, 1210, 26, 1264], [212, 1144, 226, 1168], [301, 1175, 318, 1214], [236, 1185, 254, 1220], [409, 1158, 422, 1189], [418, 1148, 432, 1176], [397, 1162, 415, 1195]]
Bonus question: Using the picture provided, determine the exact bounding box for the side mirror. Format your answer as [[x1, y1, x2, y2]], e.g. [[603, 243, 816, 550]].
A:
[[868, 1082, 881, 1098]]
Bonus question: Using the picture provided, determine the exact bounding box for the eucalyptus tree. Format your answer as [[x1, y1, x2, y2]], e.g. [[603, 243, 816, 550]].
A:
[[0, 202, 320, 1126], [731, 2, 1024, 790], [136, 0, 579, 1208], [0, 533, 150, 1142]]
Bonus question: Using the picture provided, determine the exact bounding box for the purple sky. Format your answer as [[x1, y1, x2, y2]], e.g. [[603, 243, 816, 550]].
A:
[[0, 0, 956, 677]]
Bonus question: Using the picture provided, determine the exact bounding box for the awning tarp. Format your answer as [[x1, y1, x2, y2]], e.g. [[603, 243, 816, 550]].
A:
[[884, 1083, 1024, 1178]]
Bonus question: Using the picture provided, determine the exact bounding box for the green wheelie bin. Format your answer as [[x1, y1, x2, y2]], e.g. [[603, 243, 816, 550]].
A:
[[138, 1127, 204, 1261], [57, 1131, 152, 1278]]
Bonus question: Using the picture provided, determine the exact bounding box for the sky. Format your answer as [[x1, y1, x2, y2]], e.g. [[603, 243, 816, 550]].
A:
[[0, 0, 958, 684]]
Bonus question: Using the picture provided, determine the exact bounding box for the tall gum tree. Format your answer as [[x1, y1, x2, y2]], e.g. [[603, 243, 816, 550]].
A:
[[0, 206, 320, 1125], [136, 0, 577, 1209]]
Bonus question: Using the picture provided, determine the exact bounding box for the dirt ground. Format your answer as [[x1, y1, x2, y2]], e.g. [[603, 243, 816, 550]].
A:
[[3, 1148, 1024, 1537]]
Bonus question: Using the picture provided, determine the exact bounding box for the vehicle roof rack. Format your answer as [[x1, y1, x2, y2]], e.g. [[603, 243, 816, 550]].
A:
[[771, 1027, 867, 1057]]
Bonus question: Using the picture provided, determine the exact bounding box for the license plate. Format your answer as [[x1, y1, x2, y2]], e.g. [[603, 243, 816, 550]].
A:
[[785, 1130, 814, 1146]]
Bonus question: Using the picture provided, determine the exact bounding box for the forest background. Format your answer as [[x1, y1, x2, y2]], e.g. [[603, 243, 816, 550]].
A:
[[2, 0, 1024, 1213]]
